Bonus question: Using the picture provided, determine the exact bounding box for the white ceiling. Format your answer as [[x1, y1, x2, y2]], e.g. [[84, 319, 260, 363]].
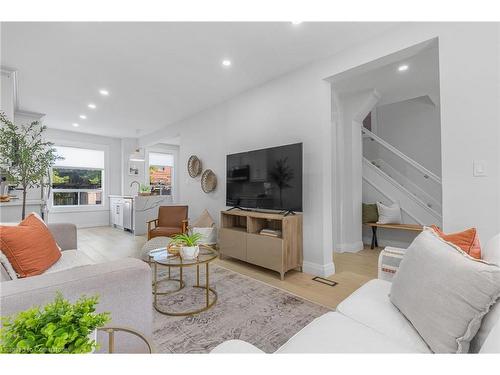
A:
[[1, 22, 399, 138], [331, 42, 440, 107]]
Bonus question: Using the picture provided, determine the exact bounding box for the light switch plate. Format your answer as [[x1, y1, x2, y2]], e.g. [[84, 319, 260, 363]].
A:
[[473, 160, 487, 177]]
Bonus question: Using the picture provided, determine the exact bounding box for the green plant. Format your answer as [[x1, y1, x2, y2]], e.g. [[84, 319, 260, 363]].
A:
[[0, 293, 110, 354], [140, 184, 150, 193], [172, 232, 203, 247], [0, 112, 61, 219]]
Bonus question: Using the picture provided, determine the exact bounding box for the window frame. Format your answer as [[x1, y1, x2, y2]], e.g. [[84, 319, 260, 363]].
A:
[[49, 143, 109, 213], [147, 150, 176, 198]]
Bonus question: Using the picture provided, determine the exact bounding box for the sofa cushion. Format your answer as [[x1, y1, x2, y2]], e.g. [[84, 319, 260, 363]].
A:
[[337, 279, 431, 353], [0, 250, 18, 280], [211, 340, 265, 353], [44, 250, 94, 274], [0, 214, 62, 277], [479, 316, 500, 353], [276, 312, 416, 353], [390, 229, 500, 353]]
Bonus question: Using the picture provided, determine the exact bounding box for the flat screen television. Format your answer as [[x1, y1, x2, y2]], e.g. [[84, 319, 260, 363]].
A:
[[226, 143, 303, 212]]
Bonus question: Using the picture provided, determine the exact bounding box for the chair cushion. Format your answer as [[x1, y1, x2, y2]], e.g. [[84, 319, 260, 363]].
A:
[[44, 250, 94, 274], [390, 229, 500, 353], [337, 279, 431, 352], [150, 227, 183, 238], [276, 312, 416, 353], [0, 213, 62, 277]]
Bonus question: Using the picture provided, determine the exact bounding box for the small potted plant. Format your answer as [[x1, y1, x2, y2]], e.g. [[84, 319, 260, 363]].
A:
[[0, 292, 110, 354], [139, 184, 151, 196], [172, 232, 203, 260]]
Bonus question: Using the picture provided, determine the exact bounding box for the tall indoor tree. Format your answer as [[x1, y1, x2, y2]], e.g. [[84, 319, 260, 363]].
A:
[[0, 112, 60, 219]]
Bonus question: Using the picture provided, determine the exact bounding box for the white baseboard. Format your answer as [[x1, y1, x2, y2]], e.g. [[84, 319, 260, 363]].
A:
[[302, 261, 335, 277], [334, 241, 364, 253]]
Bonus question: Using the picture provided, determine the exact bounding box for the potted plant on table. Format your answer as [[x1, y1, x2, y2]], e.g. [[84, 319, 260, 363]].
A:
[[172, 232, 203, 260], [139, 184, 151, 196], [0, 292, 110, 354]]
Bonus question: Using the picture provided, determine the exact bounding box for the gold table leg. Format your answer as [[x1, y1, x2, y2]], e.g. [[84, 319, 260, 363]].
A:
[[196, 264, 200, 287], [206, 263, 209, 308]]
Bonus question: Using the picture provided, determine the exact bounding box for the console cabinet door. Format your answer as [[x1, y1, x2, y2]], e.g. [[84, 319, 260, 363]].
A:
[[219, 228, 246, 260], [246, 233, 283, 272]]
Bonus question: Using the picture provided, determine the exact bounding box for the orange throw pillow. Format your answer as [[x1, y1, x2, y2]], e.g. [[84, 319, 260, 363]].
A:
[[0, 214, 61, 277], [430, 225, 482, 259]]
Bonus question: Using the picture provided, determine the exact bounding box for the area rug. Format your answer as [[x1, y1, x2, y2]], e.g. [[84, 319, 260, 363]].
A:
[[152, 264, 331, 353]]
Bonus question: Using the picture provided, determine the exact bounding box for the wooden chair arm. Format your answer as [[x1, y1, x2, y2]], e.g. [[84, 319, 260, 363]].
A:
[[147, 219, 159, 240], [181, 219, 189, 233]]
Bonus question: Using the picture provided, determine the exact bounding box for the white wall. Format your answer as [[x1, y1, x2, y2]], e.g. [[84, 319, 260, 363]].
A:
[[141, 22, 499, 275], [376, 97, 442, 175], [1, 70, 15, 120], [45, 128, 122, 228]]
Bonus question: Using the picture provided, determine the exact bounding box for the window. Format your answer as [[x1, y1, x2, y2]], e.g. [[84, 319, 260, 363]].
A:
[[148, 152, 174, 195], [51, 146, 105, 207]]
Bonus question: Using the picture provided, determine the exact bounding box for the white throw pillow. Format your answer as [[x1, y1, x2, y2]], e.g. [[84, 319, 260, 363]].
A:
[[0, 250, 18, 280], [193, 227, 217, 245], [390, 229, 500, 353], [482, 233, 500, 265], [376, 202, 402, 224]]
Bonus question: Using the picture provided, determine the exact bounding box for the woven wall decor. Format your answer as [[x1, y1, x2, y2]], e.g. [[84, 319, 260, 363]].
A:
[[187, 155, 202, 178], [201, 169, 217, 193]]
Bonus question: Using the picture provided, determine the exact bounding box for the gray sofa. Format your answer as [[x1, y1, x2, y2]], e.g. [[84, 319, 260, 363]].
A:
[[0, 223, 153, 353]]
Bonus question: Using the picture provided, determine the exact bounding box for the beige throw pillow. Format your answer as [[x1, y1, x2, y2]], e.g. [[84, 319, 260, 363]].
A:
[[191, 209, 215, 228], [390, 228, 500, 353]]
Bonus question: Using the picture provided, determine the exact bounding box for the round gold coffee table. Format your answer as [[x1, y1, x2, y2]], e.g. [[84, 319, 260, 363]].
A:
[[151, 246, 218, 316]]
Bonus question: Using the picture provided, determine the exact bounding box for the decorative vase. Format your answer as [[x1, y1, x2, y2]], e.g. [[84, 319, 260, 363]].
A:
[[180, 245, 199, 260]]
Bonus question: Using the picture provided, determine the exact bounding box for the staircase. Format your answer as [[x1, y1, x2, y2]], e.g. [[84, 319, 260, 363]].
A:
[[361, 127, 442, 227]]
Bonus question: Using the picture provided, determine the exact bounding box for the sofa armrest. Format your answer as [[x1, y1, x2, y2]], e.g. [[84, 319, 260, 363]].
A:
[[48, 223, 77, 251], [0, 258, 152, 353], [377, 246, 407, 282]]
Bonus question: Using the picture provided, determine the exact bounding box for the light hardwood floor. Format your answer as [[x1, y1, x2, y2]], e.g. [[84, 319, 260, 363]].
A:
[[78, 226, 380, 309]]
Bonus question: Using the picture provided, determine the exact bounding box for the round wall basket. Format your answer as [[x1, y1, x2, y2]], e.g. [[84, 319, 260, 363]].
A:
[[187, 155, 202, 178], [201, 169, 217, 193]]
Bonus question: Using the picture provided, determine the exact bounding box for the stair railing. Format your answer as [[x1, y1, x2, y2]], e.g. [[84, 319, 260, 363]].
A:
[[361, 128, 441, 185]]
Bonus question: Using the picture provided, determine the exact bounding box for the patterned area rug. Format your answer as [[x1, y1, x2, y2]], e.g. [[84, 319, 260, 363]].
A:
[[153, 264, 331, 353]]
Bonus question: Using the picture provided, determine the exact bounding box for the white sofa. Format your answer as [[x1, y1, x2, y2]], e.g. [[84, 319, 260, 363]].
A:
[[1, 223, 153, 353], [212, 234, 500, 354]]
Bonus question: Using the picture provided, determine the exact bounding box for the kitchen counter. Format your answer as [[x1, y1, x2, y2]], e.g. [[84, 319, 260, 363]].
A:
[[0, 199, 44, 207], [0, 199, 45, 223], [109, 194, 173, 235]]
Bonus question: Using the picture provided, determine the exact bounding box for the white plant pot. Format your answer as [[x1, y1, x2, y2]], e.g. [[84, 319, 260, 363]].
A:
[[89, 328, 97, 353], [180, 245, 199, 260]]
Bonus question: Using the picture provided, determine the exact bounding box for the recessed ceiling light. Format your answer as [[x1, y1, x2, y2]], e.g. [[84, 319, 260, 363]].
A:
[[79, 114, 87, 119], [398, 64, 409, 72], [88, 103, 96, 109], [72, 123, 79, 127], [222, 59, 232, 67], [99, 89, 109, 96], [291, 21, 303, 25]]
